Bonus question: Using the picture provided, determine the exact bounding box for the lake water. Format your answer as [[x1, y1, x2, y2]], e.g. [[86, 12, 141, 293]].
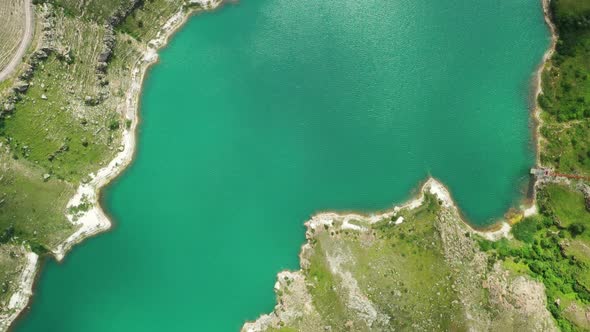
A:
[[16, 0, 548, 330]]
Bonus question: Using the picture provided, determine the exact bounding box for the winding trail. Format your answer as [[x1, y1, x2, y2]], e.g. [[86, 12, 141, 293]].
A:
[[0, 0, 33, 82]]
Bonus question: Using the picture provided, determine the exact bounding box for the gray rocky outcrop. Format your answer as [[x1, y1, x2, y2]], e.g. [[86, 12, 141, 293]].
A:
[[3, 102, 15, 113], [13, 82, 29, 94], [581, 184, 590, 212], [96, 0, 144, 74]]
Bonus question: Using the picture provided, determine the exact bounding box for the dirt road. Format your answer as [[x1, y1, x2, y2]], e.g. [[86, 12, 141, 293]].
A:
[[0, 0, 33, 82]]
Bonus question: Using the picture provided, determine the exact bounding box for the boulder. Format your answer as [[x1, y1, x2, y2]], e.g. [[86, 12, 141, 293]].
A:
[[96, 61, 108, 73], [34, 50, 49, 60], [84, 95, 100, 106], [3, 103, 15, 113], [19, 65, 34, 80], [13, 82, 29, 93]]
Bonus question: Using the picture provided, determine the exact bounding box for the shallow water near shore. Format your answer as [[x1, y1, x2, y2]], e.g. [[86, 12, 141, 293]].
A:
[[17, 0, 548, 330]]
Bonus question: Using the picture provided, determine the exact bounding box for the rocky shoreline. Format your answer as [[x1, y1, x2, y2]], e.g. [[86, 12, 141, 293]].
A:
[[242, 178, 556, 331], [532, 0, 557, 167], [0, 250, 37, 331], [55, 0, 223, 263], [0, 1, 223, 330]]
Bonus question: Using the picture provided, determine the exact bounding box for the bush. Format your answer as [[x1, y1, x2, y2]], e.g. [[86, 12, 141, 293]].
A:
[[477, 239, 493, 251], [108, 119, 120, 131], [512, 217, 538, 243], [0, 226, 15, 244], [569, 223, 586, 237]]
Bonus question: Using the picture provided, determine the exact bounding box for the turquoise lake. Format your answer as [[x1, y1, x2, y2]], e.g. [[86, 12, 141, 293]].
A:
[[16, 0, 548, 330]]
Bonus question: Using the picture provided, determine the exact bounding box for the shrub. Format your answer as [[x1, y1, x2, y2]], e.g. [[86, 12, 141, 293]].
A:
[[569, 223, 586, 237], [512, 217, 538, 243], [477, 239, 493, 251], [108, 119, 120, 130], [0, 226, 15, 244]]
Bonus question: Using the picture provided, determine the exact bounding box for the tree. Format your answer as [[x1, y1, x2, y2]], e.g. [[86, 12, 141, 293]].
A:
[[569, 223, 586, 237]]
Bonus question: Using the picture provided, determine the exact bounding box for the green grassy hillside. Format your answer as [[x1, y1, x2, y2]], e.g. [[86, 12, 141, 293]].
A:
[[540, 0, 590, 174]]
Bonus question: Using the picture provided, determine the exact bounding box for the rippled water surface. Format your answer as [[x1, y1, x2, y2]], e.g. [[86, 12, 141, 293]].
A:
[[17, 0, 548, 330]]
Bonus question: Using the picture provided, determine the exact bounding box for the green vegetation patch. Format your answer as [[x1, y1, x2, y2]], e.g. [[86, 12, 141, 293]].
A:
[[560, 297, 590, 330], [564, 239, 590, 266], [0, 9, 123, 183], [502, 257, 532, 275], [266, 328, 298, 332], [512, 216, 542, 243], [0, 155, 75, 251], [302, 194, 467, 331], [538, 184, 590, 229], [354, 194, 465, 330], [539, 29, 590, 122], [540, 120, 590, 174], [551, 0, 590, 30], [1, 54, 117, 182], [481, 183, 590, 331], [48, 0, 134, 22], [539, 0, 590, 174], [304, 239, 350, 329], [118, 0, 183, 41]]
